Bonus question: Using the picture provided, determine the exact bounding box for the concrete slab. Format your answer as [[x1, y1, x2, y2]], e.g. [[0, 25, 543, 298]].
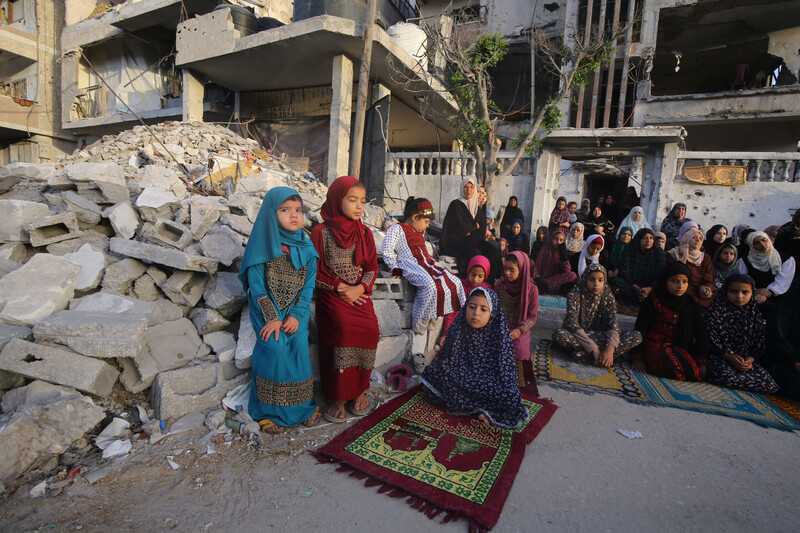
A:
[[33, 310, 148, 359], [0, 200, 50, 243], [110, 237, 219, 273], [150, 361, 249, 420]]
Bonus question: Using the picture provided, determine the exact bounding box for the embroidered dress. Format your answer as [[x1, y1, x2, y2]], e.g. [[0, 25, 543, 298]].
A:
[[632, 263, 708, 381], [312, 176, 380, 403], [382, 222, 464, 328], [495, 251, 539, 361], [239, 187, 319, 427], [421, 288, 528, 429], [704, 275, 778, 394], [553, 264, 642, 361]]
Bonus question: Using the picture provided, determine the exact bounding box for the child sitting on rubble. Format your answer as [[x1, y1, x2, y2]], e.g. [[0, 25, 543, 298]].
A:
[[421, 287, 528, 429], [239, 187, 320, 434], [383, 197, 465, 334]]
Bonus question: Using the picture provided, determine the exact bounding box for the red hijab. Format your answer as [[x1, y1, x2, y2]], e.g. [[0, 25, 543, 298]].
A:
[[320, 176, 371, 265]]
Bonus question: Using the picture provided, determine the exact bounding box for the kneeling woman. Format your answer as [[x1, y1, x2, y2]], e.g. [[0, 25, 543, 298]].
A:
[[421, 288, 528, 429], [553, 264, 642, 367], [632, 263, 709, 381]]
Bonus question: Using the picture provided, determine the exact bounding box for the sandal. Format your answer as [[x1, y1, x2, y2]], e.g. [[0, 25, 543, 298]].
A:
[[347, 397, 372, 417], [322, 405, 347, 424], [258, 418, 285, 434], [303, 406, 321, 427], [385, 364, 413, 393]]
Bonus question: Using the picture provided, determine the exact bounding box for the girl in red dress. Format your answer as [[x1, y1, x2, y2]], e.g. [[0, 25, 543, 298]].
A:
[[311, 176, 380, 423]]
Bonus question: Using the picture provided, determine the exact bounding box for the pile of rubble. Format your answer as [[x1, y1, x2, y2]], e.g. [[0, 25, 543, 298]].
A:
[[0, 121, 447, 494]]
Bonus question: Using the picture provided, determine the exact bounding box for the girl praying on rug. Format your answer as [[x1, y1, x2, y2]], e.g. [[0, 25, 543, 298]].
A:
[[529, 225, 549, 261], [632, 263, 709, 381], [552, 264, 642, 367], [666, 229, 716, 309], [532, 229, 578, 295], [741, 231, 796, 316], [239, 187, 320, 434], [704, 274, 779, 394], [495, 251, 539, 361], [421, 287, 528, 429], [610, 228, 666, 306], [383, 197, 465, 334], [765, 278, 800, 402], [440, 255, 493, 345], [312, 176, 380, 423]]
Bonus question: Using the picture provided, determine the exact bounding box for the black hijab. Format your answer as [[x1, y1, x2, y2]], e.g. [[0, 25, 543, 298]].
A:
[[704, 224, 726, 257], [500, 196, 524, 229]]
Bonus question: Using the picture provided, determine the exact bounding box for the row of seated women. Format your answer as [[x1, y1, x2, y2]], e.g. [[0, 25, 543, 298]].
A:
[[551, 262, 800, 401]]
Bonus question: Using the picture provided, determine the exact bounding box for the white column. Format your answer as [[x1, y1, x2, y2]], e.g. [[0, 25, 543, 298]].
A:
[[328, 54, 354, 183]]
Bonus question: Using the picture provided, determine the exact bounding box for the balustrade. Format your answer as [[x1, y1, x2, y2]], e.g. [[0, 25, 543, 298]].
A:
[[677, 151, 800, 183]]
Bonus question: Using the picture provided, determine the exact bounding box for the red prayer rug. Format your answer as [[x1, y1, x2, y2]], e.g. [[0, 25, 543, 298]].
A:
[[312, 386, 557, 532]]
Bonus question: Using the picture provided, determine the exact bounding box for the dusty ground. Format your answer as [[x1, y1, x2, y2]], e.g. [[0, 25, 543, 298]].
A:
[[2, 343, 799, 533]]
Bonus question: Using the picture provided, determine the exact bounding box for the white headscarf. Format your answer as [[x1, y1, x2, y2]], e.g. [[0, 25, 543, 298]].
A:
[[565, 222, 585, 253], [578, 234, 604, 277], [746, 231, 783, 274], [668, 229, 704, 266], [617, 207, 652, 237], [459, 177, 479, 218]]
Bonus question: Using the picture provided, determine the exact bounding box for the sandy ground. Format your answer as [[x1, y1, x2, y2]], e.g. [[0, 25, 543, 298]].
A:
[[2, 340, 799, 532]]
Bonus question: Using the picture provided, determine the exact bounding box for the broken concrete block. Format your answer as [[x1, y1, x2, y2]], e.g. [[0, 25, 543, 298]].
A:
[[103, 202, 141, 240], [401, 279, 417, 302], [190, 203, 221, 240], [188, 308, 230, 335], [373, 299, 403, 337], [62, 191, 103, 228], [33, 310, 148, 359], [102, 257, 147, 293], [150, 361, 249, 420], [109, 238, 219, 273], [374, 331, 412, 372], [64, 162, 126, 188], [203, 331, 236, 354], [203, 272, 246, 317], [1, 380, 82, 414], [147, 218, 193, 249], [0, 323, 32, 350], [63, 244, 106, 291], [372, 278, 404, 300], [199, 226, 244, 266], [0, 254, 81, 326], [398, 301, 414, 329], [0, 242, 27, 263], [135, 187, 179, 222], [160, 270, 208, 307], [139, 165, 188, 200], [227, 193, 262, 223], [0, 369, 25, 392], [0, 258, 21, 278], [0, 339, 119, 396], [144, 264, 167, 286], [133, 272, 162, 301], [118, 347, 159, 393], [45, 230, 110, 255], [145, 318, 210, 372], [220, 213, 253, 236], [24, 212, 82, 247], [234, 171, 289, 195], [69, 292, 182, 326], [0, 200, 50, 243], [234, 304, 255, 370], [0, 395, 105, 487], [2, 162, 56, 183]]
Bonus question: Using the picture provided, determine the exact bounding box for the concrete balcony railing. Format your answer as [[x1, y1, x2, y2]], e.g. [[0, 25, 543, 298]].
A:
[[677, 151, 800, 183], [387, 151, 536, 178]]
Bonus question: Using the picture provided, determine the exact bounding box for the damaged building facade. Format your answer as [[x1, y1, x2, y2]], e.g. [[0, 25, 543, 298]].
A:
[[53, 0, 800, 230], [0, 0, 74, 164]]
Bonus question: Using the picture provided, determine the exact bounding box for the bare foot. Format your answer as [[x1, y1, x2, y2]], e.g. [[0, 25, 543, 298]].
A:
[[477, 414, 491, 427], [326, 402, 346, 420], [353, 393, 369, 412]]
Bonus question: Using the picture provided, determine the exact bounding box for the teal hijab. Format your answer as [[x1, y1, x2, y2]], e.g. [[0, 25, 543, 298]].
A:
[[238, 186, 319, 291]]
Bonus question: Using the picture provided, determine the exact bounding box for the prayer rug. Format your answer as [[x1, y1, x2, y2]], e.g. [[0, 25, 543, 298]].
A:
[[765, 395, 800, 424], [312, 386, 557, 532], [538, 294, 566, 309], [532, 338, 647, 402], [634, 372, 800, 431]]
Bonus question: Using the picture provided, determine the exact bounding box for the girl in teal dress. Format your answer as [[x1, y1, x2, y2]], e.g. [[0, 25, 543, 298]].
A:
[[239, 187, 320, 433]]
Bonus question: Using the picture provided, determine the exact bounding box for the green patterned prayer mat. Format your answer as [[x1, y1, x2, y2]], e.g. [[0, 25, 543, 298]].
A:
[[634, 372, 800, 431], [312, 386, 557, 532], [533, 338, 648, 402]]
